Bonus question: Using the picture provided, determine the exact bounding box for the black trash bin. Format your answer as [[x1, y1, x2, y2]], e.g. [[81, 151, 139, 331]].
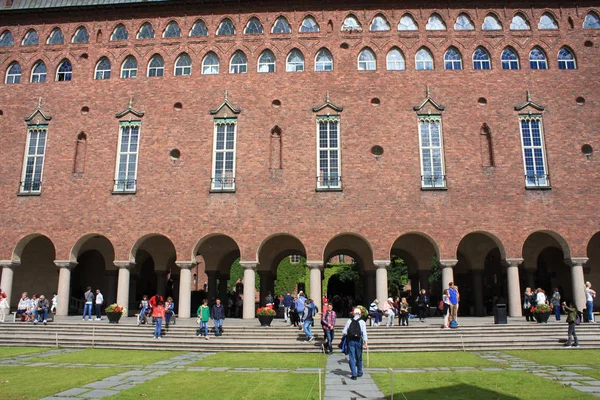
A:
[[494, 304, 508, 324]]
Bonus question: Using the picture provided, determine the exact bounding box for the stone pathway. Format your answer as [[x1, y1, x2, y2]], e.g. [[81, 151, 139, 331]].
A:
[[324, 353, 385, 400]]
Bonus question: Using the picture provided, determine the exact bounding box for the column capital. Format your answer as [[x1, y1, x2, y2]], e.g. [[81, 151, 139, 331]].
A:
[[504, 258, 524, 268], [0, 260, 19, 269], [114, 260, 135, 269], [54, 260, 78, 269], [374, 260, 390, 269], [239, 261, 257, 270], [438, 259, 458, 268], [175, 261, 193, 270], [306, 261, 323, 270], [567, 257, 589, 267]]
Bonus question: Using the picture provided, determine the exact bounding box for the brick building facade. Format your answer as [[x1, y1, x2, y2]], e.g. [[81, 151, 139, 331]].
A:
[[0, 0, 599, 319]]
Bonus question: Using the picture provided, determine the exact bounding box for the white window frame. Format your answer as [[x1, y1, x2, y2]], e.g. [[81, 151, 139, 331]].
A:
[[519, 115, 549, 188], [358, 48, 376, 71], [31, 61, 46, 83], [316, 116, 342, 190], [20, 125, 48, 194], [258, 50, 276, 73], [286, 49, 304, 72], [386, 48, 405, 71], [418, 116, 446, 188], [211, 118, 237, 191], [174, 54, 192, 76], [113, 121, 141, 193], [95, 58, 111, 80], [121, 56, 138, 78]]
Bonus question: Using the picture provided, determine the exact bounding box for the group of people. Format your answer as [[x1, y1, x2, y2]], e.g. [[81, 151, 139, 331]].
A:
[[12, 291, 58, 324], [368, 295, 419, 327], [82, 287, 104, 321], [196, 298, 226, 339]]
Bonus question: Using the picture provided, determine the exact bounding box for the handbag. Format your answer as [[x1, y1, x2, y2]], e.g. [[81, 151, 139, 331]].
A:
[[195, 317, 200, 324]]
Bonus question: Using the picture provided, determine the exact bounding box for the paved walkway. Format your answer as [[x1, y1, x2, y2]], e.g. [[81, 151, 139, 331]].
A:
[[324, 353, 385, 400]]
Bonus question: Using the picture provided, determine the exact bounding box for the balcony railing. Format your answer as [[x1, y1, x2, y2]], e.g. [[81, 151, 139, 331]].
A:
[[525, 174, 550, 188], [113, 179, 137, 193], [316, 176, 342, 190], [421, 175, 447, 189], [19, 180, 42, 194], [211, 177, 236, 192]]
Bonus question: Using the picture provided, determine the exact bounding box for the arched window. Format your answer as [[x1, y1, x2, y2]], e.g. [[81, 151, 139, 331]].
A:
[[398, 14, 418, 30], [190, 20, 208, 36], [31, 60, 47, 83], [315, 48, 333, 71], [483, 14, 503, 30], [272, 16, 291, 33], [300, 16, 319, 33], [244, 17, 264, 34], [163, 21, 181, 38], [370, 14, 390, 31], [217, 19, 235, 36], [558, 47, 576, 70], [56, 59, 72, 81], [386, 48, 405, 70], [147, 54, 164, 77], [286, 49, 304, 72], [358, 48, 376, 70], [415, 48, 433, 70], [230, 51, 247, 74], [258, 50, 276, 73], [5, 61, 21, 84], [426, 13, 446, 30], [444, 48, 462, 70], [121, 56, 138, 78], [342, 15, 361, 31], [529, 47, 548, 69], [47, 28, 64, 45], [583, 12, 600, 28], [111, 24, 128, 41], [22, 29, 39, 46], [72, 26, 89, 43], [539, 13, 558, 30], [174, 53, 192, 76], [473, 47, 491, 70], [137, 23, 155, 39], [202, 52, 219, 74], [94, 57, 111, 79], [511, 13, 531, 30], [501, 47, 519, 70], [454, 13, 474, 30], [0, 30, 13, 46]]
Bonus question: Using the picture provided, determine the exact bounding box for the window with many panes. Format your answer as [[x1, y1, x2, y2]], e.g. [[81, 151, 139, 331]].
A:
[[137, 23, 155, 39], [473, 47, 491, 70], [501, 47, 519, 69], [147, 54, 164, 77], [315, 48, 333, 71], [22, 29, 39, 46], [0, 30, 13, 46], [174, 53, 192, 76], [31, 61, 46, 83], [111, 24, 128, 41], [416, 48, 433, 70], [47, 28, 64, 45], [300, 16, 319, 32], [358, 48, 376, 70], [114, 121, 141, 192], [56, 59, 72, 81], [203, 53, 219, 74], [230, 51, 247, 74], [558, 47, 576, 70], [6, 61, 21, 84], [95, 57, 111, 80], [529, 47, 548, 69], [20, 125, 48, 194], [290, 255, 301, 263], [519, 115, 549, 188], [258, 50, 276, 72], [163, 21, 181, 38], [386, 48, 405, 70], [217, 19, 235, 36], [370, 15, 390, 31], [211, 119, 237, 191], [121, 56, 137, 78], [72, 27, 89, 43], [316, 116, 341, 190], [286, 49, 304, 72], [418, 116, 446, 188], [272, 16, 291, 33], [190, 20, 208, 36], [444, 48, 462, 70], [244, 18, 264, 34]]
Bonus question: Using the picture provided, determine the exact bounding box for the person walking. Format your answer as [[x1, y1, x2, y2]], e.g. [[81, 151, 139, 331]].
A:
[[562, 301, 580, 347], [152, 300, 165, 340], [342, 307, 368, 380], [95, 289, 104, 321], [585, 282, 596, 323], [50, 293, 58, 314], [448, 282, 459, 326], [197, 299, 211, 340], [283, 292, 294, 323], [551, 288, 561, 321], [417, 289, 430, 322], [302, 299, 314, 342], [442, 289, 451, 329], [321, 303, 337, 354], [211, 298, 225, 336], [296, 291, 307, 330], [0, 291, 8, 323], [83, 287, 93, 321]]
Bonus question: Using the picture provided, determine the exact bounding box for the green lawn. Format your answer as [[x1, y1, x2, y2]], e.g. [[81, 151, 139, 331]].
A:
[[108, 371, 322, 400], [503, 350, 600, 366], [372, 371, 594, 400], [2, 366, 127, 400], [0, 346, 54, 358], [27, 349, 185, 365], [191, 352, 327, 368], [367, 351, 495, 368]]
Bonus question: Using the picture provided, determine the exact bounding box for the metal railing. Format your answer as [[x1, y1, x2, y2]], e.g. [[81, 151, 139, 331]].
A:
[[525, 174, 550, 188], [316, 176, 342, 189], [19, 180, 42, 193], [421, 175, 447, 189], [211, 177, 236, 191], [113, 179, 137, 192]]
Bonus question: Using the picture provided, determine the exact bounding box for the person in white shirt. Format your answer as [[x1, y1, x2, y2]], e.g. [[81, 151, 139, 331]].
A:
[[95, 289, 104, 321], [585, 281, 596, 323], [342, 308, 368, 380]]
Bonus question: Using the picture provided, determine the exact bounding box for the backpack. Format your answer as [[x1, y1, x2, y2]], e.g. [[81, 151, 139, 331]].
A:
[[347, 319, 362, 340]]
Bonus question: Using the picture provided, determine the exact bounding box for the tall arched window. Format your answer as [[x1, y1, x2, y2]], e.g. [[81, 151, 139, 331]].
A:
[[370, 14, 390, 31], [5, 61, 21, 84], [190, 20, 208, 36], [426, 13, 446, 30], [300, 16, 319, 33], [147, 54, 164, 77], [415, 48, 433, 70], [72, 26, 89, 43], [258, 50, 276, 73], [163, 21, 181, 38], [511, 13, 531, 30], [31, 60, 47, 83], [272, 16, 291, 33], [315, 48, 333, 71], [230, 51, 247, 74], [342, 15, 361, 31], [47, 28, 64, 44], [558, 47, 576, 70], [483, 14, 503, 30], [583, 12, 600, 28], [56, 59, 72, 81], [217, 19, 235, 36], [22, 29, 39, 46], [454, 13, 474, 30], [386, 48, 405, 70], [244, 17, 264, 34], [95, 57, 111, 79], [0, 30, 13, 46], [202, 52, 219, 74], [174, 53, 192, 76], [529, 47, 548, 69], [538, 13, 558, 30], [121, 56, 138, 78], [398, 14, 418, 30], [473, 47, 491, 70], [286, 49, 304, 72], [358, 48, 376, 70], [111, 24, 128, 41], [501, 47, 520, 70], [444, 48, 462, 70], [137, 23, 155, 39]]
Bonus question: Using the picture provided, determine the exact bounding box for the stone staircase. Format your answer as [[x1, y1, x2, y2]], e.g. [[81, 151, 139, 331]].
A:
[[1, 320, 599, 352]]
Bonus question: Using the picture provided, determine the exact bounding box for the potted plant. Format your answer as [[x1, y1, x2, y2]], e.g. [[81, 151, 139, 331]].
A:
[[531, 303, 552, 323], [105, 303, 126, 323], [256, 307, 276, 327]]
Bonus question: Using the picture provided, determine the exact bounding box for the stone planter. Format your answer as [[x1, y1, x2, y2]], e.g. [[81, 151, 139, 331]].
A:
[[535, 311, 551, 323], [106, 311, 122, 324], [258, 315, 274, 327]]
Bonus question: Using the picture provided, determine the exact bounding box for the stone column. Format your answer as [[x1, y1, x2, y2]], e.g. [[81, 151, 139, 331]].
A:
[[439, 259, 457, 289], [505, 258, 523, 317], [472, 269, 484, 317], [240, 262, 257, 320], [307, 262, 323, 312], [206, 270, 218, 301], [0, 260, 17, 308], [54, 260, 76, 316], [176, 262, 193, 319], [115, 261, 134, 312], [570, 257, 588, 312], [375, 261, 389, 307]]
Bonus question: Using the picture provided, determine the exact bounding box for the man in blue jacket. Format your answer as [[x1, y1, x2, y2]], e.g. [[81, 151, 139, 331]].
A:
[[283, 292, 294, 323], [295, 291, 307, 329]]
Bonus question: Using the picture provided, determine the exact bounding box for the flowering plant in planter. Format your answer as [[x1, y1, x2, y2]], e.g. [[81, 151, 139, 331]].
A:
[[531, 303, 552, 313], [256, 307, 276, 316], [354, 305, 368, 318], [105, 303, 127, 316]]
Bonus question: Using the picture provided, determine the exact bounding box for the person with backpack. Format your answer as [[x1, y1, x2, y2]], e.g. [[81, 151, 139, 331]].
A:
[[342, 307, 368, 380], [302, 299, 314, 342]]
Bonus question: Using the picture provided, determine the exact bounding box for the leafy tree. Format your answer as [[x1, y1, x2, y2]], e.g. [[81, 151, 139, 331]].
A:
[[428, 257, 440, 285], [387, 256, 408, 298], [274, 257, 308, 296]]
